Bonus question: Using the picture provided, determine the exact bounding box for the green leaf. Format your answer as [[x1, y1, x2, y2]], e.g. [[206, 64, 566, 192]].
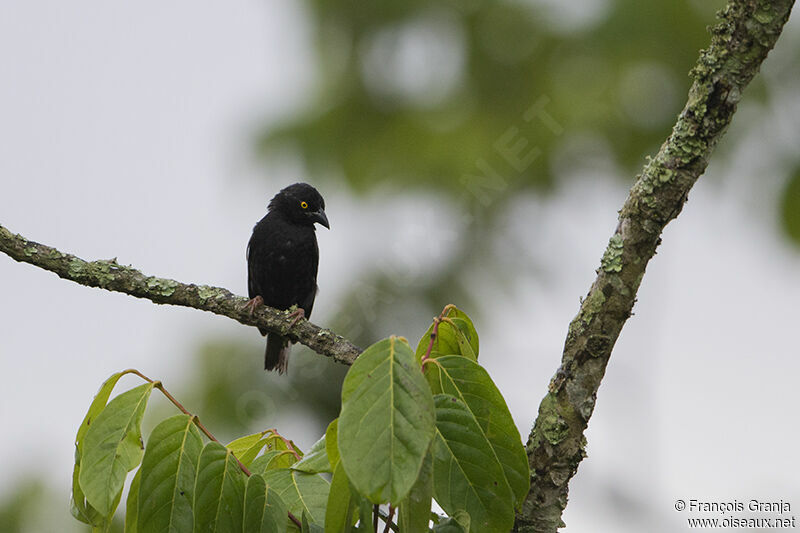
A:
[[397, 451, 433, 533], [325, 419, 340, 470], [71, 459, 104, 526], [227, 431, 272, 467], [262, 469, 329, 525], [243, 473, 289, 533], [292, 434, 331, 474], [431, 512, 470, 533], [445, 307, 479, 356], [325, 462, 356, 533], [432, 520, 465, 533], [138, 414, 203, 533], [339, 337, 436, 504], [356, 500, 374, 533], [415, 321, 458, 361], [251, 450, 300, 473], [193, 442, 246, 533], [125, 469, 141, 533], [249, 450, 282, 474], [424, 356, 529, 507], [415, 306, 479, 362], [79, 382, 155, 516], [227, 432, 264, 457], [431, 394, 515, 533], [76, 372, 127, 455], [265, 434, 302, 456], [85, 495, 120, 533], [448, 318, 477, 360], [72, 371, 127, 525], [302, 513, 325, 533]]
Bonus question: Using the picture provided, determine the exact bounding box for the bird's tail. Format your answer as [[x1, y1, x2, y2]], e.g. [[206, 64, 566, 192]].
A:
[[265, 334, 291, 374]]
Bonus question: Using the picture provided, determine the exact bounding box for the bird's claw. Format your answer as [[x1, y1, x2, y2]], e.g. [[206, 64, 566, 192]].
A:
[[287, 308, 305, 328], [243, 295, 264, 316]]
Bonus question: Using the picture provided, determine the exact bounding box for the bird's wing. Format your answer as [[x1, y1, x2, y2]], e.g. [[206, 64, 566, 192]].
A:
[[246, 236, 259, 299], [299, 284, 318, 318]]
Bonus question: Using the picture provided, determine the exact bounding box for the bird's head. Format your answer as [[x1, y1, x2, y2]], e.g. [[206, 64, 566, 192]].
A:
[[269, 182, 330, 229]]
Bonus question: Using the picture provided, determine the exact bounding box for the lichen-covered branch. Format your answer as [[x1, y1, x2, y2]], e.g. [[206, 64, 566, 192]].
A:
[[0, 224, 361, 365], [514, 1, 795, 531]]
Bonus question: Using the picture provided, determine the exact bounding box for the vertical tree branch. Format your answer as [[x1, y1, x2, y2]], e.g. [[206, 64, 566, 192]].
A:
[[514, 1, 795, 531]]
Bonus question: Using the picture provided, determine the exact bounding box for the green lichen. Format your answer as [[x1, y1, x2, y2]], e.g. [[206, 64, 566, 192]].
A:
[[541, 413, 570, 446], [585, 335, 611, 358], [196, 285, 217, 302], [754, 7, 775, 24], [534, 394, 573, 447], [580, 289, 606, 328], [633, 163, 675, 213], [639, 194, 658, 210], [657, 167, 674, 184], [24, 246, 37, 256], [146, 277, 178, 297], [667, 134, 706, 165], [600, 234, 624, 273], [68, 259, 85, 278], [92, 261, 119, 285], [641, 218, 661, 234], [608, 274, 629, 297]]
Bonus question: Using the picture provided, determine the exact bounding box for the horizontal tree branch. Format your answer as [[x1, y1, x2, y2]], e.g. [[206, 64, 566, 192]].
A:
[[514, 1, 795, 531], [0, 224, 361, 365]]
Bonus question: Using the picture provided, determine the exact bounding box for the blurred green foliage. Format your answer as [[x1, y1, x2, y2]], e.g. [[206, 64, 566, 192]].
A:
[[181, 339, 347, 443], [0, 480, 100, 533], [258, 0, 729, 192], [781, 170, 800, 246], [0, 482, 45, 533]]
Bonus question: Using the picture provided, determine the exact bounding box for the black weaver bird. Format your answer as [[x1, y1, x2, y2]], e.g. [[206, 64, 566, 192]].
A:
[[245, 183, 329, 373]]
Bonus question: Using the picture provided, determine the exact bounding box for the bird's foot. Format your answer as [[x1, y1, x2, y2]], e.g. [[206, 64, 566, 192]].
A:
[[287, 307, 305, 327], [243, 295, 264, 315]]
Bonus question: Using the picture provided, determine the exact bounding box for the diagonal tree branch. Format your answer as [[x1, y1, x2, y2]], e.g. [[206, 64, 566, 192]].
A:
[[0, 223, 361, 365], [514, 1, 795, 531]]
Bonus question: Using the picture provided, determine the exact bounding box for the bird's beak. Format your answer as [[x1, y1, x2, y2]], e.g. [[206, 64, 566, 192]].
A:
[[311, 209, 330, 229]]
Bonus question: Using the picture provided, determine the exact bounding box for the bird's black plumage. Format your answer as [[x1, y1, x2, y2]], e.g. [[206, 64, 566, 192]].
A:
[[247, 183, 329, 373]]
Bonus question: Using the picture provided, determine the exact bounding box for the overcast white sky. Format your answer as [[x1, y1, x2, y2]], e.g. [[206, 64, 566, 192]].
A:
[[1, 2, 799, 532]]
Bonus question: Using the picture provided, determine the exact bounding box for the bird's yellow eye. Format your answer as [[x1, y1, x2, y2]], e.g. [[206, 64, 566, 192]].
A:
[[300, 201, 308, 209]]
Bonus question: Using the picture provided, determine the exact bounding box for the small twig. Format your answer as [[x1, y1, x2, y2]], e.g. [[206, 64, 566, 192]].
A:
[[285, 442, 302, 461], [382, 505, 395, 533], [262, 427, 303, 461], [439, 316, 458, 329], [373, 504, 379, 532], [121, 369, 252, 475], [422, 304, 456, 364], [121, 369, 304, 528], [421, 318, 440, 363], [376, 509, 399, 532]]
